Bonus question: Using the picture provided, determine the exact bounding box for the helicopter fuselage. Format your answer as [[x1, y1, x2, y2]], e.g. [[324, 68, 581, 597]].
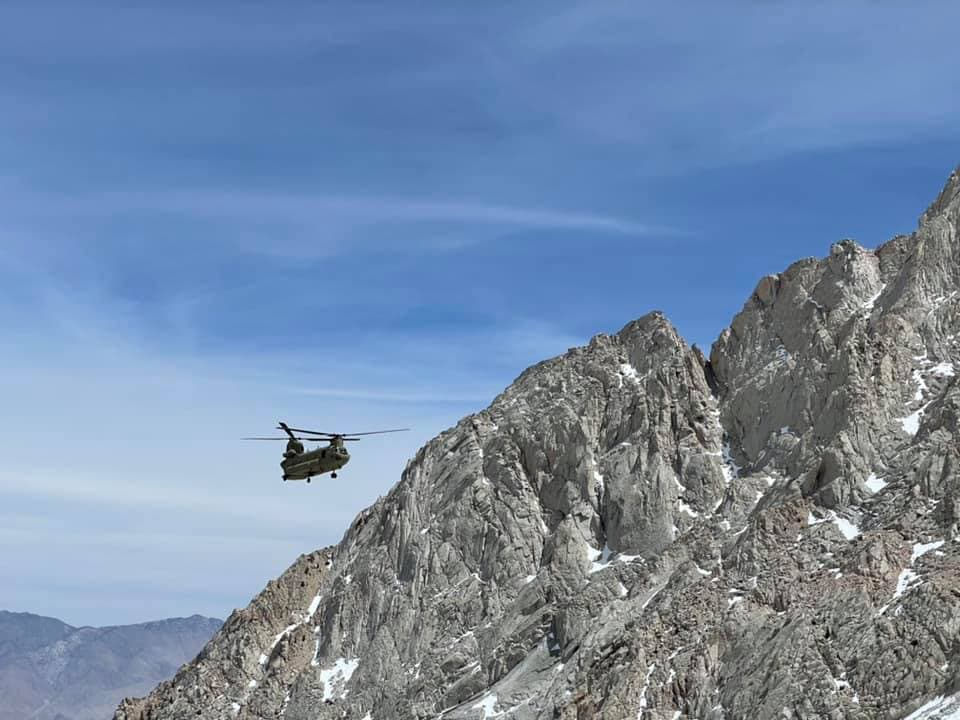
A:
[[244, 421, 406, 483], [281, 444, 350, 481]]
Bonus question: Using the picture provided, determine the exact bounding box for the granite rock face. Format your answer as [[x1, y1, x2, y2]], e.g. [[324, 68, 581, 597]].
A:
[[118, 166, 960, 719]]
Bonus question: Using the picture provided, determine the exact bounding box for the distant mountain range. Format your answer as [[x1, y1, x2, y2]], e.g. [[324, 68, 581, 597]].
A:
[[0, 610, 220, 720]]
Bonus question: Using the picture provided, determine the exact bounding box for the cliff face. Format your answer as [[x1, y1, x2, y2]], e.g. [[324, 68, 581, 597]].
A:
[[119, 167, 960, 720]]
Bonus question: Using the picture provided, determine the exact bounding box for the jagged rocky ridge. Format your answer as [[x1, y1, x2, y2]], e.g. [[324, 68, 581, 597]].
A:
[[118, 167, 960, 720]]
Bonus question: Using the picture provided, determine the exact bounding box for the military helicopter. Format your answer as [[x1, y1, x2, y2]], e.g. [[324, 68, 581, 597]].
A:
[[244, 422, 409, 483]]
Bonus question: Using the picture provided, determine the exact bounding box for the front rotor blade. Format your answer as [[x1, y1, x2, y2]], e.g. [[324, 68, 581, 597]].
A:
[[276, 422, 298, 439], [283, 427, 338, 437], [336, 428, 410, 437], [243, 437, 292, 441], [280, 427, 410, 437]]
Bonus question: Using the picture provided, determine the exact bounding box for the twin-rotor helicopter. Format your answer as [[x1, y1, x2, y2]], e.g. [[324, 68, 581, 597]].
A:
[[244, 421, 409, 483]]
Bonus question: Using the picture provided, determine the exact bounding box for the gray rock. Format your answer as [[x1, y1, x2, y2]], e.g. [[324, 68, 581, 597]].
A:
[[118, 165, 960, 720]]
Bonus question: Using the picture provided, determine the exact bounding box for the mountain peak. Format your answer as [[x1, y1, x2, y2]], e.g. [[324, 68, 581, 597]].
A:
[[118, 164, 960, 720], [920, 163, 960, 227]]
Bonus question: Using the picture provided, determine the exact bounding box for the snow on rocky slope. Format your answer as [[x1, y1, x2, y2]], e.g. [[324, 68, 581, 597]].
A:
[[118, 167, 960, 719]]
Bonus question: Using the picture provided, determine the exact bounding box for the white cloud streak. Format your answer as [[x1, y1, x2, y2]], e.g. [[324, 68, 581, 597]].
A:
[[3, 186, 656, 237]]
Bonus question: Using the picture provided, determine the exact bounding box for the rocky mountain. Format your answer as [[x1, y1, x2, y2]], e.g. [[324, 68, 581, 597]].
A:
[[0, 611, 220, 720], [117, 166, 960, 719]]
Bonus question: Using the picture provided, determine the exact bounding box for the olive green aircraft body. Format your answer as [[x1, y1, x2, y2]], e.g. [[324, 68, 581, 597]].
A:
[[280, 435, 349, 482], [244, 422, 408, 483]]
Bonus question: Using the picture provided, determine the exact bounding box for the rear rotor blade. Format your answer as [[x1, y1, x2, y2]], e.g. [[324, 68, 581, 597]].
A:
[[243, 437, 292, 441]]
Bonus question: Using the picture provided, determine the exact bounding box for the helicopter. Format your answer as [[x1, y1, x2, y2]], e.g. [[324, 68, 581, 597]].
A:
[[244, 422, 409, 483]]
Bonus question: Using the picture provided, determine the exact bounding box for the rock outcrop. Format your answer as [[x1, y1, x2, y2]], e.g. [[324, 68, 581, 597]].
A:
[[118, 166, 960, 719]]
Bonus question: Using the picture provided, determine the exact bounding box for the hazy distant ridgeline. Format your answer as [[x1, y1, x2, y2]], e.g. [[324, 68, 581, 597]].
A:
[[0, 611, 220, 720]]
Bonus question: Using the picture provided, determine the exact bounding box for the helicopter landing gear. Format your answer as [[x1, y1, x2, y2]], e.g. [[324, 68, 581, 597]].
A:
[[306, 477, 312, 484], [331, 472, 338, 479], [282, 475, 288, 481]]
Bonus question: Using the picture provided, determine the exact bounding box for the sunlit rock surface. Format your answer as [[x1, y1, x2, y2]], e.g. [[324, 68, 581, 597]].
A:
[[118, 167, 960, 719]]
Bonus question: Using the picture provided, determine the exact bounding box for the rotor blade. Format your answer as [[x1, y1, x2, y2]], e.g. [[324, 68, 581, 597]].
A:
[[333, 428, 411, 437], [280, 427, 410, 437], [243, 437, 292, 441], [283, 427, 339, 437], [276, 422, 297, 439]]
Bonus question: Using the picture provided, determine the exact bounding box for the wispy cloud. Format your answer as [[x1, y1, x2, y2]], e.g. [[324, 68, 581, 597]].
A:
[[3, 186, 658, 241], [0, 470, 350, 532]]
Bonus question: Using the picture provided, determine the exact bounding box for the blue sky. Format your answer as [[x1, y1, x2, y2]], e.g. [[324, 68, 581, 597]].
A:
[[1, 1, 958, 627]]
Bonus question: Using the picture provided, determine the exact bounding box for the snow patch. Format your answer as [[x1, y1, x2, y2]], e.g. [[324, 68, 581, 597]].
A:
[[319, 658, 360, 702], [931, 362, 956, 378], [900, 409, 923, 436], [808, 510, 860, 539], [889, 569, 922, 607], [636, 663, 657, 717], [879, 539, 944, 614], [721, 442, 741, 485], [588, 544, 611, 574], [862, 284, 886, 311], [620, 362, 642, 385], [833, 515, 861, 540], [912, 540, 945, 563], [641, 583, 665, 610], [588, 544, 641, 574], [898, 358, 956, 436], [898, 408, 923, 435], [865, 474, 888, 493], [472, 691, 501, 718], [903, 691, 960, 719]]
